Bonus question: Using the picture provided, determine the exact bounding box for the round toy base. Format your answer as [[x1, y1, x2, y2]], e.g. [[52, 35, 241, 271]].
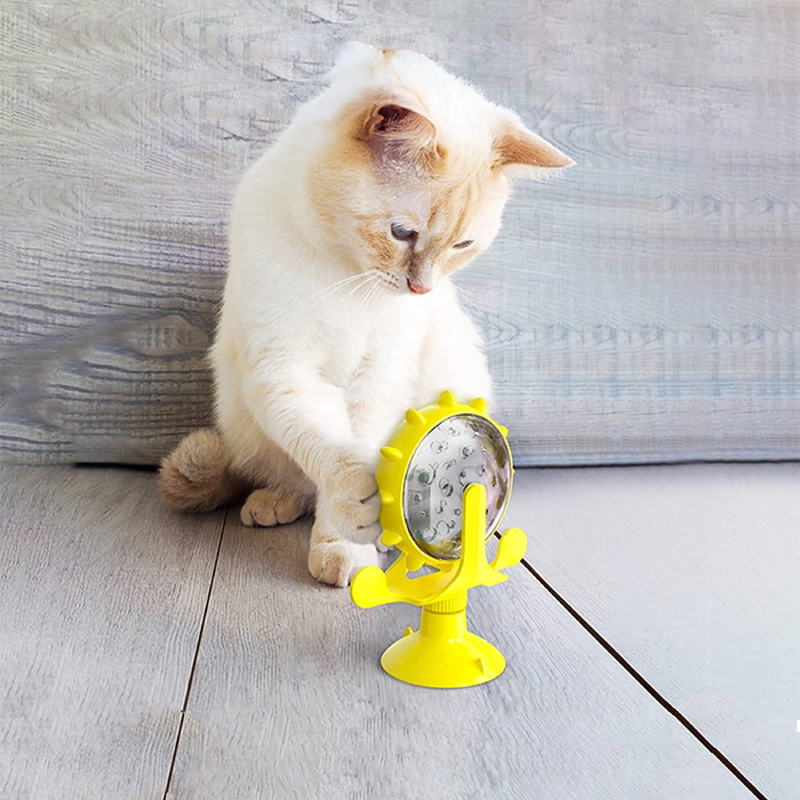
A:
[[380, 629, 506, 688]]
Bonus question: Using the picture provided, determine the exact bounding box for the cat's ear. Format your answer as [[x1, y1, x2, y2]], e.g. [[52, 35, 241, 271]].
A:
[[328, 41, 377, 81], [359, 98, 438, 167], [493, 116, 574, 178]]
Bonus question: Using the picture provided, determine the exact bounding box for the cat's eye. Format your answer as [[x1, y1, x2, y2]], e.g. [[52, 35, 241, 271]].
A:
[[391, 223, 418, 244], [453, 239, 474, 249]]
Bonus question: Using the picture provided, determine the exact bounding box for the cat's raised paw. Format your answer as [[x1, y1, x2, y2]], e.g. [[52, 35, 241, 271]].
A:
[[318, 454, 381, 543], [240, 488, 307, 528]]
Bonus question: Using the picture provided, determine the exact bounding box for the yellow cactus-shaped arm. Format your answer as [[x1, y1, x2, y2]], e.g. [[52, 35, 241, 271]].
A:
[[491, 527, 527, 572], [350, 565, 404, 609]]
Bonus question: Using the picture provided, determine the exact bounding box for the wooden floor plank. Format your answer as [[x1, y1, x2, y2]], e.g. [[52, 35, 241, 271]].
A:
[[0, 466, 224, 800], [505, 463, 799, 799], [168, 511, 757, 800]]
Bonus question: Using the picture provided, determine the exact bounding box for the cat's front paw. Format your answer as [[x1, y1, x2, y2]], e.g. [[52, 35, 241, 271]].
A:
[[318, 451, 380, 544], [308, 539, 379, 587]]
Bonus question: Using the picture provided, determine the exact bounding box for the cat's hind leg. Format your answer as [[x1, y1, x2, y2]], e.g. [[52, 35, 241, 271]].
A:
[[159, 428, 245, 512]]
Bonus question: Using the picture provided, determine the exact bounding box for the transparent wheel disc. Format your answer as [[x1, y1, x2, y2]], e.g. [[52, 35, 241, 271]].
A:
[[402, 413, 512, 560]]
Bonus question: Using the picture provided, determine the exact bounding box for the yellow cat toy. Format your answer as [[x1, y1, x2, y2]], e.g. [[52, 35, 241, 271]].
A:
[[350, 391, 528, 688]]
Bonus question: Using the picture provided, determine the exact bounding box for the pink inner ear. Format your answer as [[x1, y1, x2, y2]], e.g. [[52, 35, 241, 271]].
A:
[[376, 105, 411, 132], [363, 99, 436, 146], [361, 99, 439, 170]]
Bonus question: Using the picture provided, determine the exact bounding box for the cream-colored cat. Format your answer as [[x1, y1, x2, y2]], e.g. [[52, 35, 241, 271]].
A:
[[159, 42, 572, 587]]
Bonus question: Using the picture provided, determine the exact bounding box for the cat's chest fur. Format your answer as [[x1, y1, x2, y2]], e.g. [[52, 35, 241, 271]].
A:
[[315, 292, 433, 391]]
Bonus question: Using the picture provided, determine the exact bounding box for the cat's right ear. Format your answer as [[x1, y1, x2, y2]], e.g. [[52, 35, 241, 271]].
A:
[[359, 99, 438, 167]]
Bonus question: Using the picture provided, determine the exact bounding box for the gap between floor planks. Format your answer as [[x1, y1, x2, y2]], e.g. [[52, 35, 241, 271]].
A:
[[161, 509, 228, 800]]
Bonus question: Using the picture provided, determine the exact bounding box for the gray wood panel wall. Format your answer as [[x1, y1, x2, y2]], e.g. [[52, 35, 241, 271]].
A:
[[2, 1, 798, 465]]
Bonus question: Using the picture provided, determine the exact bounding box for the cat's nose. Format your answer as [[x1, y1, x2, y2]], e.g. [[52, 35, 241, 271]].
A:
[[407, 278, 431, 295]]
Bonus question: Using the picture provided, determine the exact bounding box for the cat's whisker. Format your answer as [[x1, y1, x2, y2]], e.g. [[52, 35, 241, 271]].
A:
[[296, 271, 377, 310], [357, 272, 390, 314], [358, 277, 384, 312], [340, 271, 380, 305], [307, 270, 378, 303], [353, 289, 370, 317]]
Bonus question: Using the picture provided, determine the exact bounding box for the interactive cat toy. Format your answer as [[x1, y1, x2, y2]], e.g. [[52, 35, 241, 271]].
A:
[[350, 390, 528, 688]]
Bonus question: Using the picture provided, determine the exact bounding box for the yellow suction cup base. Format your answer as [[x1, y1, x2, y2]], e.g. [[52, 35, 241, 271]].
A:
[[380, 606, 505, 689]]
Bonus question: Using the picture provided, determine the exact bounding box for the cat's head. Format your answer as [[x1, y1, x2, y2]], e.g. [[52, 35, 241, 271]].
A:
[[307, 42, 574, 295]]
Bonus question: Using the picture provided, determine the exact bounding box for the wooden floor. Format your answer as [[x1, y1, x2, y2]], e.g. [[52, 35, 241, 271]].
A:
[[1, 463, 797, 800]]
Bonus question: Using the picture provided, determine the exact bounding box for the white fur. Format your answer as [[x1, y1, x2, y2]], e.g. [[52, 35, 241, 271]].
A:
[[209, 43, 569, 585]]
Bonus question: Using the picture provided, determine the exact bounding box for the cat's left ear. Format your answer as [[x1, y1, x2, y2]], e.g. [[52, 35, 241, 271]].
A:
[[359, 97, 438, 167], [493, 116, 575, 178]]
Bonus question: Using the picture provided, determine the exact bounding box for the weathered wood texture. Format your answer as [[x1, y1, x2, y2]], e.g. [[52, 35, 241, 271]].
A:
[[506, 464, 800, 799], [2, 1, 798, 465], [0, 466, 225, 799], [167, 510, 755, 800]]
